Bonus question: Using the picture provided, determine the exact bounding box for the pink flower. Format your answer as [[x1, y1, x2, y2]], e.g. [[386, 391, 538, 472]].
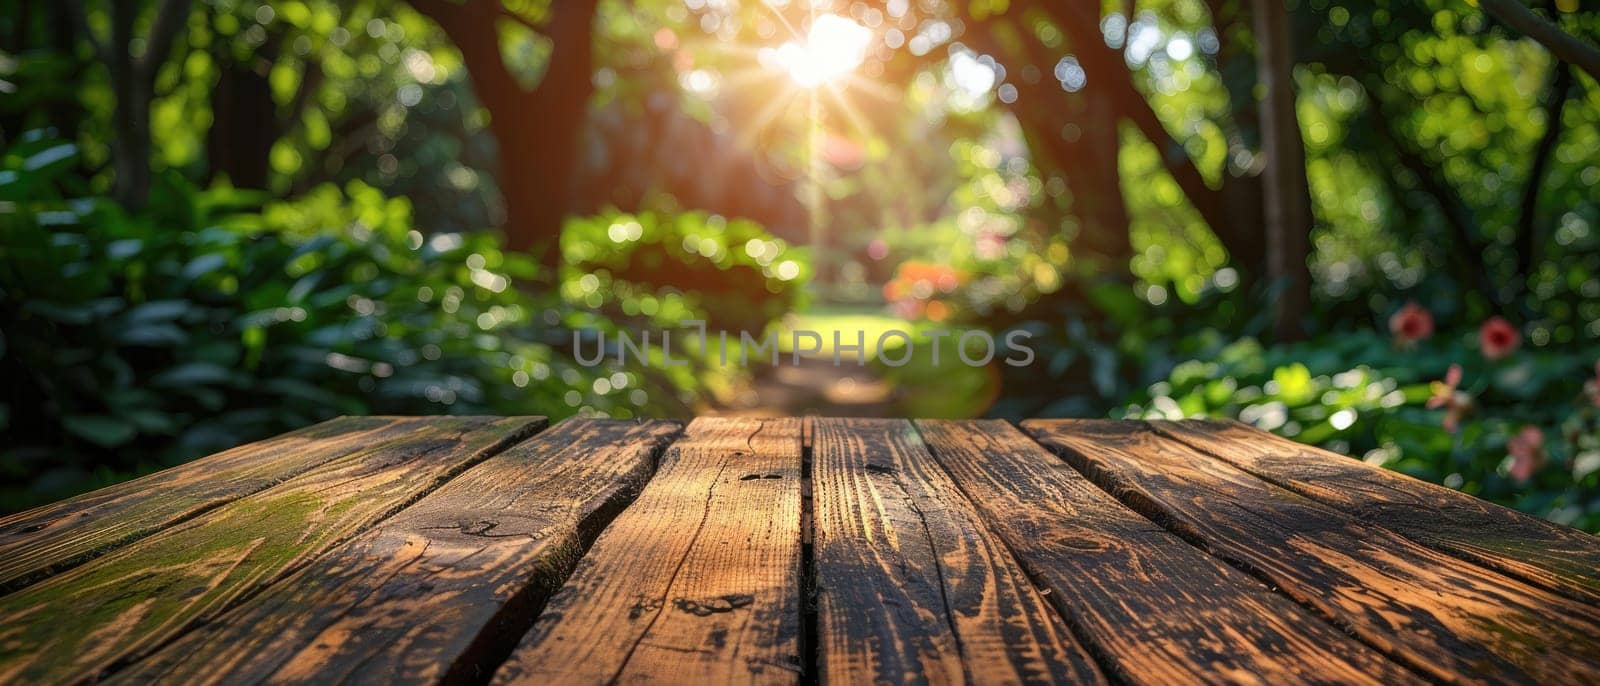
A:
[[1426, 364, 1472, 433], [867, 239, 889, 261], [822, 134, 865, 169], [1478, 317, 1521, 360], [890, 298, 925, 321], [1507, 426, 1545, 482], [1388, 301, 1434, 345], [975, 231, 1007, 260]]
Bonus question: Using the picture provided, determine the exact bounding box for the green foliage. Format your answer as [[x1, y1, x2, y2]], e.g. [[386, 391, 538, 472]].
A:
[[1121, 332, 1600, 532], [990, 271, 1267, 418], [561, 209, 809, 333], [0, 135, 685, 511]]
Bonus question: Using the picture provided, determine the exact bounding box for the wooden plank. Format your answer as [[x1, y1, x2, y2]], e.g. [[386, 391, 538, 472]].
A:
[[919, 419, 1419, 685], [0, 416, 542, 684], [113, 418, 679, 685], [1025, 419, 1600, 685], [492, 417, 805, 685], [0, 416, 424, 593], [811, 418, 1106, 685], [1151, 419, 1600, 605]]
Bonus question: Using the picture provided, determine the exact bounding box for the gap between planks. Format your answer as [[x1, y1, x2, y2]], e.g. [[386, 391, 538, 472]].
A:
[[491, 417, 806, 685], [798, 417, 820, 686]]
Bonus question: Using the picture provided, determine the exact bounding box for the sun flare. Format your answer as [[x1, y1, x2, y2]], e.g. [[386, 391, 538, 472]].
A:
[[760, 14, 873, 88]]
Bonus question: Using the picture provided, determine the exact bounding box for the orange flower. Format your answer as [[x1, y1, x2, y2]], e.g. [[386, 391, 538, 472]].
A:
[[1388, 301, 1434, 345], [1478, 317, 1521, 360], [895, 261, 962, 287], [1506, 426, 1545, 482]]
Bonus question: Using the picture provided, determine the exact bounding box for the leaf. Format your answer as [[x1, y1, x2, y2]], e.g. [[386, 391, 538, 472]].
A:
[[286, 272, 323, 303], [1089, 346, 1118, 397], [124, 409, 178, 434], [286, 235, 336, 264], [106, 239, 144, 260], [1049, 349, 1075, 376], [1272, 363, 1315, 405], [123, 300, 190, 324], [1087, 282, 1144, 326], [22, 142, 77, 173], [116, 324, 189, 347], [150, 362, 233, 387], [23, 300, 96, 324], [182, 253, 229, 281], [260, 378, 348, 409], [183, 387, 228, 411], [103, 388, 159, 411], [86, 297, 126, 318], [62, 414, 137, 448]]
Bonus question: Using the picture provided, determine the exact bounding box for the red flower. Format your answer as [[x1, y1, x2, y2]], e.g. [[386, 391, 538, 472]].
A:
[[1507, 426, 1545, 482], [1478, 317, 1521, 360], [1388, 302, 1434, 344]]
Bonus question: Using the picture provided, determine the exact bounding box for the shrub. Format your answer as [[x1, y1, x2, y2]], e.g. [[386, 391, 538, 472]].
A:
[[561, 209, 809, 334], [1120, 331, 1600, 532], [0, 135, 700, 511]]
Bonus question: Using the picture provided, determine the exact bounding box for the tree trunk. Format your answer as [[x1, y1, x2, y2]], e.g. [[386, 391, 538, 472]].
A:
[[1514, 61, 1572, 305], [971, 2, 1269, 291], [1250, 0, 1313, 341], [1066, 28, 1134, 269], [412, 0, 599, 271], [90, 0, 191, 209], [109, 1, 151, 208], [207, 49, 277, 189], [46, 4, 85, 145], [988, 21, 1133, 276], [1072, 85, 1134, 269], [1, 0, 37, 143]]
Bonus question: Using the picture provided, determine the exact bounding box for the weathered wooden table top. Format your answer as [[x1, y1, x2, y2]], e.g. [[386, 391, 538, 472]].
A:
[[3, 417, 1600, 685]]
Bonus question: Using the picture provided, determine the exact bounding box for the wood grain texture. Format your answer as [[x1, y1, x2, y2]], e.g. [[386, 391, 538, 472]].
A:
[[1026, 419, 1600, 685], [112, 418, 678, 685], [1151, 419, 1600, 605], [0, 416, 543, 684], [493, 417, 805, 685], [0, 416, 423, 593], [812, 418, 1107, 685], [921, 419, 1418, 686]]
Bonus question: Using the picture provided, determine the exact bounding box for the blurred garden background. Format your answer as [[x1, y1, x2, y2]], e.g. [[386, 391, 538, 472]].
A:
[[2, 0, 1599, 531]]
